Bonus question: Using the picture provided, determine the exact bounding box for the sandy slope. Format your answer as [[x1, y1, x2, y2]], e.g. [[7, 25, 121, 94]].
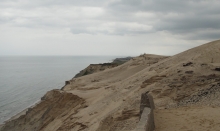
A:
[[63, 54, 168, 131], [154, 106, 220, 131], [1, 40, 220, 131]]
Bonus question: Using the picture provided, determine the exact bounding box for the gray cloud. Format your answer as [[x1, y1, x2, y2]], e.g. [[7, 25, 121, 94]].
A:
[[185, 30, 220, 40], [0, 0, 220, 56], [106, 0, 220, 39], [155, 15, 220, 32], [1, 0, 220, 40]]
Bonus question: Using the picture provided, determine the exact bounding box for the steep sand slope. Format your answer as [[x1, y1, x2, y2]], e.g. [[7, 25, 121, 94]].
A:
[[0, 90, 87, 131], [0, 54, 168, 131], [1, 40, 220, 131], [74, 57, 132, 78], [74, 63, 119, 78], [63, 54, 168, 131]]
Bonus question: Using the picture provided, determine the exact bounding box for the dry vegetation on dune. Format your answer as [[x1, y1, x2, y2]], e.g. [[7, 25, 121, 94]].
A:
[[1, 40, 220, 131]]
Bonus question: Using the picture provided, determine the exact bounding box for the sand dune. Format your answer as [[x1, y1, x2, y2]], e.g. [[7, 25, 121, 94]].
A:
[[154, 106, 220, 131], [1, 40, 220, 131]]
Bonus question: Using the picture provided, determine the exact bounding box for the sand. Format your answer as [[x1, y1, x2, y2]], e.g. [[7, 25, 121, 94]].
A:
[[154, 106, 220, 131], [1, 40, 220, 131]]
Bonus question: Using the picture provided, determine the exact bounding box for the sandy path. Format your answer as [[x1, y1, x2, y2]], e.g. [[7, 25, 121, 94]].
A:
[[154, 106, 220, 131]]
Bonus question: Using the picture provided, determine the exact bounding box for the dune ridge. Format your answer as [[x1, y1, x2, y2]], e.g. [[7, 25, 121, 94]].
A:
[[1, 40, 220, 131]]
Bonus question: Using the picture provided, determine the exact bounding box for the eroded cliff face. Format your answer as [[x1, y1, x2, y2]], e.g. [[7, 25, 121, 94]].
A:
[[0, 90, 86, 131], [74, 63, 119, 78], [1, 54, 168, 131], [2, 40, 220, 131], [74, 57, 133, 78]]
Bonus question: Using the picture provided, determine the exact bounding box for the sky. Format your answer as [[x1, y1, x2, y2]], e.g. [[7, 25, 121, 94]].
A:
[[0, 0, 220, 56]]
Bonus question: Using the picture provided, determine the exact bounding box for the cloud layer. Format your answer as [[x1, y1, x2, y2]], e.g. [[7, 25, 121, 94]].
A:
[[0, 0, 219, 55]]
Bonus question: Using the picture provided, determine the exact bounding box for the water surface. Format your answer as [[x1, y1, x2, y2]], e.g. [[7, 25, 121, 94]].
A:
[[0, 56, 118, 124]]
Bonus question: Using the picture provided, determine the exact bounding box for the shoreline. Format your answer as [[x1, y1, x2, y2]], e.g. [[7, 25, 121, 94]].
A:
[[0, 57, 125, 125], [1, 40, 220, 131], [0, 56, 132, 129], [0, 100, 41, 125]]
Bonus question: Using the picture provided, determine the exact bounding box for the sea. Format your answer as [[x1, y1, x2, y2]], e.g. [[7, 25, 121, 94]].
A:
[[0, 56, 119, 124]]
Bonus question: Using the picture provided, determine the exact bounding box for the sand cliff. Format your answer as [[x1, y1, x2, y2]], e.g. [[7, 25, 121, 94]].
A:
[[1, 40, 220, 131], [74, 57, 132, 78]]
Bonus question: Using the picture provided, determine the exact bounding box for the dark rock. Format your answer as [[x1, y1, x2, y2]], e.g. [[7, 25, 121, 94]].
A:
[[183, 62, 193, 67], [65, 81, 70, 85], [201, 63, 207, 66], [214, 67, 220, 71], [185, 71, 194, 74]]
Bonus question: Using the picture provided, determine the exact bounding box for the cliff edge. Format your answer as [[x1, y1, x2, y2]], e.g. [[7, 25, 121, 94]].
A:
[[74, 57, 132, 78], [1, 40, 220, 131]]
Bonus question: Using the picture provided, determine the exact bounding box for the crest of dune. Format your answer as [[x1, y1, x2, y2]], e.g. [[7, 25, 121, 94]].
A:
[[1, 40, 220, 131]]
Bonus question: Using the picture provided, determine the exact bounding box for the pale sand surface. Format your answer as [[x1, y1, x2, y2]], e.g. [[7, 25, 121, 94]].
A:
[[1, 40, 220, 131], [154, 106, 220, 131]]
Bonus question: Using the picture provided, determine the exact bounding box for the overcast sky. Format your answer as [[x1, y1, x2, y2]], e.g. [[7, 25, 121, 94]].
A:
[[0, 0, 219, 56]]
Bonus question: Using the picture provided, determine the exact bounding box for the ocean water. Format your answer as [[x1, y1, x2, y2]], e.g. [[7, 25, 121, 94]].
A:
[[0, 56, 118, 124]]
